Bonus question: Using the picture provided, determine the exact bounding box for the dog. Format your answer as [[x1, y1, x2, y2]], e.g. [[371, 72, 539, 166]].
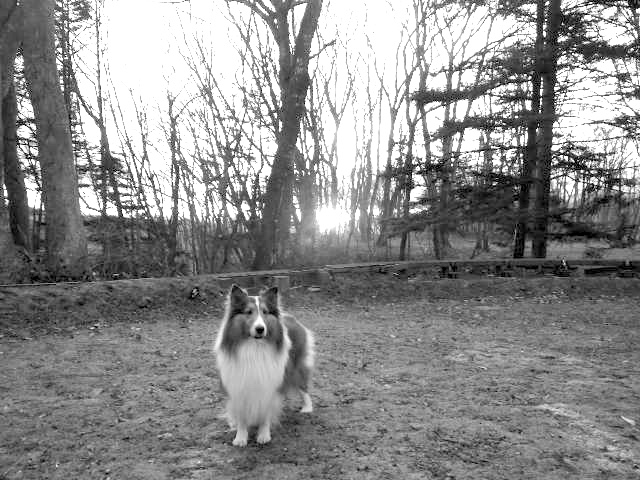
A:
[[214, 284, 314, 446]]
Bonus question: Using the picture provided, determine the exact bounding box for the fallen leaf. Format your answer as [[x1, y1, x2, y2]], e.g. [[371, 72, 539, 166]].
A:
[[621, 415, 636, 426]]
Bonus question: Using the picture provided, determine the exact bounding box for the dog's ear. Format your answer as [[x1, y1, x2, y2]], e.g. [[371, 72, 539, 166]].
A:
[[229, 284, 248, 309], [261, 286, 279, 314]]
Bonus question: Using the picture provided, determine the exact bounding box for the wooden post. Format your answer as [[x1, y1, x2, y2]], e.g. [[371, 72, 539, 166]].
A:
[[218, 277, 234, 290], [316, 269, 332, 285], [273, 275, 290, 293]]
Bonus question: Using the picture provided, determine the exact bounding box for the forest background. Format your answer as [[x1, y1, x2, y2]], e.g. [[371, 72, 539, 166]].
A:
[[0, 0, 639, 282]]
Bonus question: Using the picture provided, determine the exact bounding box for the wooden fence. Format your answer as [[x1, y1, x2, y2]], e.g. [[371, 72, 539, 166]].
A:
[[1, 258, 638, 290]]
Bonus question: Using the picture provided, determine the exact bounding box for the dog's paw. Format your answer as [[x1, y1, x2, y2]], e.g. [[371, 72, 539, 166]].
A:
[[232, 432, 248, 447], [256, 430, 271, 444], [300, 392, 313, 413]]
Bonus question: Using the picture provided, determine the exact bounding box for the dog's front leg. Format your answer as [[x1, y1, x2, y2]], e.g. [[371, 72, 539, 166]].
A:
[[256, 421, 271, 444], [300, 390, 313, 413], [232, 424, 249, 447]]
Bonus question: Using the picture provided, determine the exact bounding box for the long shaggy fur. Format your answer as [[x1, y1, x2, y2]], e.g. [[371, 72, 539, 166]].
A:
[[214, 284, 314, 446]]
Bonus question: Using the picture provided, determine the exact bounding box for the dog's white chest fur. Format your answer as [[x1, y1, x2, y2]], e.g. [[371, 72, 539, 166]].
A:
[[216, 337, 291, 427]]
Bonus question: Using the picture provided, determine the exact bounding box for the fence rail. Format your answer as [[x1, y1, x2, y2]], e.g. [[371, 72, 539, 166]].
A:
[[0, 258, 638, 289]]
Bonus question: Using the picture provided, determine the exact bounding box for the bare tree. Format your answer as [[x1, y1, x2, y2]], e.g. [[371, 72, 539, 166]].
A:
[[69, 0, 130, 274], [320, 45, 354, 211], [375, 24, 419, 251], [229, 0, 323, 270], [358, 64, 378, 245]]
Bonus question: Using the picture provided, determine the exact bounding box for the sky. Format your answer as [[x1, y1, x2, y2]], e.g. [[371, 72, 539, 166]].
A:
[[97, 0, 406, 228], [83, 0, 640, 227], [102, 1, 397, 99], [101, 1, 425, 162], [86, 1, 640, 154]]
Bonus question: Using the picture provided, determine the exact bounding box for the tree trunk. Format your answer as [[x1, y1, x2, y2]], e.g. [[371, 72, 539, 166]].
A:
[[376, 108, 398, 249], [359, 137, 373, 242], [22, 0, 88, 277], [345, 163, 361, 254], [437, 66, 456, 259], [366, 86, 384, 246], [472, 131, 493, 257], [514, 0, 544, 258], [417, 71, 440, 259], [94, 2, 124, 221], [532, 0, 561, 258], [297, 146, 317, 252], [252, 0, 322, 270], [399, 118, 418, 261], [0, 2, 25, 282], [430, 60, 457, 260], [3, 80, 31, 251], [167, 94, 180, 272]]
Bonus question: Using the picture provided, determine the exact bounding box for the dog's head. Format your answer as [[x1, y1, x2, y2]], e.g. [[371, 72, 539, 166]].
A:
[[222, 284, 282, 343]]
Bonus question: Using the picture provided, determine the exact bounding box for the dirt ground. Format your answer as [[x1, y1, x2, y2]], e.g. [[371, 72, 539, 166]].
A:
[[1, 277, 640, 479]]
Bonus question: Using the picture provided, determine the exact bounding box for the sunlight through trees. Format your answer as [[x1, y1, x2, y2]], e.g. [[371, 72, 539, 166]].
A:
[[0, 0, 639, 280]]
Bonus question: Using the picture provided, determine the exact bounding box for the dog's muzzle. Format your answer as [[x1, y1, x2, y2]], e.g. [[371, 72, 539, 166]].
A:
[[251, 323, 266, 338]]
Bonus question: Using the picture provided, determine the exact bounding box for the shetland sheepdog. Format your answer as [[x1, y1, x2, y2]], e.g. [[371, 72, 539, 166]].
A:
[[214, 284, 315, 446]]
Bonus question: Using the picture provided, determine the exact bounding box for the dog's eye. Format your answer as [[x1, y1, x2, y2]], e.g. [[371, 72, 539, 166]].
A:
[[261, 308, 268, 315], [244, 308, 253, 315]]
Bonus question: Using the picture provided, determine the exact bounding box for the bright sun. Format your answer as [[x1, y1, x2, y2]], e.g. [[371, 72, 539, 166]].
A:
[[316, 206, 350, 233]]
